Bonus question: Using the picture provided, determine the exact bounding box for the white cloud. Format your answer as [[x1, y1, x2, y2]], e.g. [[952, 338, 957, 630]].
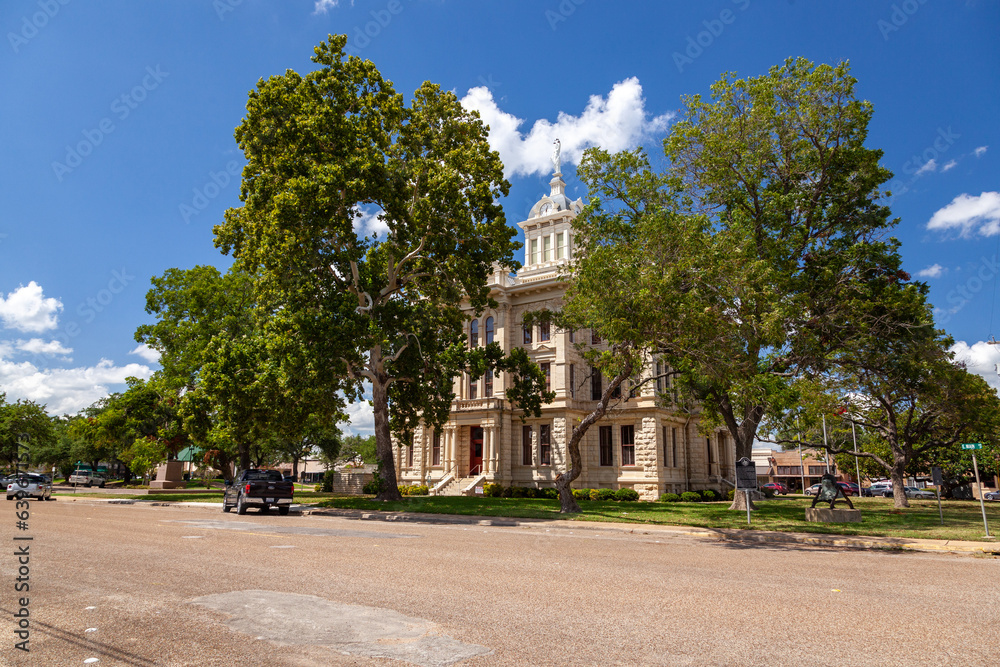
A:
[[343, 397, 374, 436], [950, 340, 1000, 393], [16, 338, 73, 357], [353, 208, 389, 238], [130, 343, 161, 364], [941, 160, 958, 172], [0, 282, 62, 333], [974, 146, 988, 158], [917, 263, 945, 278], [0, 351, 153, 415], [461, 77, 673, 179], [313, 0, 346, 14], [926, 191, 1000, 237], [915, 159, 937, 176]]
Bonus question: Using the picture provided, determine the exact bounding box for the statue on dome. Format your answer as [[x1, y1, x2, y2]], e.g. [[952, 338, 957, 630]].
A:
[[552, 138, 562, 175]]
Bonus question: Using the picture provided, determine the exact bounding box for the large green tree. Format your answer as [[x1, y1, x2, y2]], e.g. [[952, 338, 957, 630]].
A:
[[0, 393, 55, 471], [567, 58, 898, 509], [215, 35, 548, 501]]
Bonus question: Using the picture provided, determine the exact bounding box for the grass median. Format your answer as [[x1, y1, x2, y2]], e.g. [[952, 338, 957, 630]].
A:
[[316, 495, 1000, 542]]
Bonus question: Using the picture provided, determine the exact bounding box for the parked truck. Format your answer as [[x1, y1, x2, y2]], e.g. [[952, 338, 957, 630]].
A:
[[223, 469, 294, 515]]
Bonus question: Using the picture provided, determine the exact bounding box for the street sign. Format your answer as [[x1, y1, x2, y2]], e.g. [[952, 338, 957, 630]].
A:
[[931, 466, 943, 485], [961, 443, 983, 450], [735, 457, 757, 490]]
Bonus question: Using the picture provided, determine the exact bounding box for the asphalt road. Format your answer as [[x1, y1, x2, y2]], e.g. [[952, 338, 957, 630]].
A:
[[1, 499, 998, 666]]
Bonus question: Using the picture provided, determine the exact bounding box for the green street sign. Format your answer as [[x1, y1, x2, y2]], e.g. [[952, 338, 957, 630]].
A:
[[961, 443, 983, 450]]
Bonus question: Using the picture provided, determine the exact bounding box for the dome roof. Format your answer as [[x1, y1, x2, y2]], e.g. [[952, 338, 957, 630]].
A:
[[528, 173, 584, 220]]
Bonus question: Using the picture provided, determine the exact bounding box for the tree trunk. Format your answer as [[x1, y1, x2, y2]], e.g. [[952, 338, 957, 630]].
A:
[[889, 459, 909, 508], [554, 473, 581, 513], [291, 455, 300, 481], [372, 376, 403, 501], [729, 489, 755, 511]]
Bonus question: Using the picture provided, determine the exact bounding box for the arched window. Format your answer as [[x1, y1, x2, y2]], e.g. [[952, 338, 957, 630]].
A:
[[485, 316, 494, 345], [469, 320, 478, 347]]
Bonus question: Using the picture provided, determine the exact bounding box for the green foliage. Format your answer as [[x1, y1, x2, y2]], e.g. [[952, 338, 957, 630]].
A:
[[594, 488, 616, 501], [680, 491, 702, 502], [726, 489, 736, 501], [660, 493, 681, 502], [338, 434, 377, 464], [362, 470, 383, 495], [614, 488, 640, 501], [762, 488, 776, 499], [700, 489, 717, 501], [0, 393, 56, 469], [321, 469, 336, 493], [572, 488, 593, 501], [483, 482, 504, 497]]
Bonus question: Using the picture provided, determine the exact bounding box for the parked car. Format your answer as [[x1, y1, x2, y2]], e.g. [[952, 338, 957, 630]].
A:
[[836, 482, 859, 496], [804, 483, 821, 496], [223, 469, 294, 515], [761, 482, 789, 495], [69, 469, 106, 487], [864, 482, 892, 497], [984, 488, 1000, 501], [6, 473, 53, 501], [902, 486, 936, 500]]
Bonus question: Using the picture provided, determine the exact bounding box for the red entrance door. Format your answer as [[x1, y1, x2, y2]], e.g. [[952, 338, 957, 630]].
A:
[[469, 427, 484, 475]]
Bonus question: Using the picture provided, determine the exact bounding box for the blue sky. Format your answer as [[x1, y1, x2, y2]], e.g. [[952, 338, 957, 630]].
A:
[[1, 0, 997, 433]]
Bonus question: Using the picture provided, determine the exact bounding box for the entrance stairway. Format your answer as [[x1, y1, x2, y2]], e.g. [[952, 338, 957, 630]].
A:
[[433, 473, 487, 496]]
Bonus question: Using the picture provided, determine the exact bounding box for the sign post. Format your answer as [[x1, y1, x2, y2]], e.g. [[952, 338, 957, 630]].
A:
[[931, 466, 944, 525], [961, 443, 991, 538], [735, 457, 757, 526]]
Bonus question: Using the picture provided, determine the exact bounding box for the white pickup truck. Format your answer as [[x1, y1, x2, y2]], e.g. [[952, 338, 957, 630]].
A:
[[69, 470, 106, 487]]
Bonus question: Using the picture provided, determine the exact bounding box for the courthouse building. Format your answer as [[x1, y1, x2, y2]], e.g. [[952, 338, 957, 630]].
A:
[[394, 167, 735, 500]]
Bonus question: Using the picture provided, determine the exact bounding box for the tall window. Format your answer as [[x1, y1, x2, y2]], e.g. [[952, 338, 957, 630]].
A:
[[523, 323, 532, 345], [522, 425, 533, 465], [569, 364, 575, 398], [621, 425, 635, 466], [591, 330, 602, 344], [555, 232, 565, 259], [671, 427, 678, 469], [706, 436, 713, 475], [469, 375, 478, 400], [543, 235, 552, 262], [599, 425, 613, 466], [662, 425, 669, 467], [406, 445, 414, 468], [485, 316, 494, 344], [540, 320, 550, 342], [568, 328, 575, 343], [530, 238, 539, 264], [655, 361, 663, 393], [540, 362, 551, 392], [432, 432, 441, 466], [590, 367, 602, 400], [484, 370, 493, 397], [539, 424, 551, 465], [469, 320, 478, 348]]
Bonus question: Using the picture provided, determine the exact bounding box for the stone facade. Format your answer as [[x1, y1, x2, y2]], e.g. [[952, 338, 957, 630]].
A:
[[394, 169, 735, 501]]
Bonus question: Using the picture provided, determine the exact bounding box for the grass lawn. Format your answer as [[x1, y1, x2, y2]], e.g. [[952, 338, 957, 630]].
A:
[[316, 495, 1000, 542]]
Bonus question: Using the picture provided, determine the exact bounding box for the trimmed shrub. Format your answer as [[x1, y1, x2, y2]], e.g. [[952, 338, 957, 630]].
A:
[[572, 488, 592, 500], [680, 491, 702, 502], [362, 471, 382, 495], [594, 488, 616, 501], [614, 488, 640, 502], [321, 469, 335, 493], [510, 486, 530, 498], [501, 486, 513, 498], [659, 492, 681, 503], [701, 489, 717, 501], [726, 489, 736, 501], [483, 482, 504, 497], [761, 488, 775, 499], [540, 488, 559, 500]]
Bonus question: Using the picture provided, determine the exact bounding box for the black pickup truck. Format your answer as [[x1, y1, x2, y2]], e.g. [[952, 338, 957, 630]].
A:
[[223, 469, 294, 515]]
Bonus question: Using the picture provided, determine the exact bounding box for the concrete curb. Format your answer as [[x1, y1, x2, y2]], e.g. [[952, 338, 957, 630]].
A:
[[304, 507, 1000, 555]]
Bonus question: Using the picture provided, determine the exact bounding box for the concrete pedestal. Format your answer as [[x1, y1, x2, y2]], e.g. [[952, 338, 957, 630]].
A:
[[805, 507, 861, 523], [150, 461, 184, 489]]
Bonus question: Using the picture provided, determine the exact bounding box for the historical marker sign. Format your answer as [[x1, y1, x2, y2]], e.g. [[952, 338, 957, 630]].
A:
[[931, 466, 943, 486], [735, 457, 757, 490]]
